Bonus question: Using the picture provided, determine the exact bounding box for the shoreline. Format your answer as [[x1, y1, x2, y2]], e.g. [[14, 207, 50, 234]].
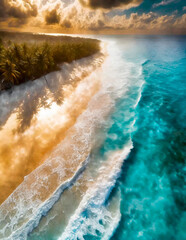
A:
[[0, 50, 108, 239], [0, 31, 100, 91], [0, 50, 105, 205]]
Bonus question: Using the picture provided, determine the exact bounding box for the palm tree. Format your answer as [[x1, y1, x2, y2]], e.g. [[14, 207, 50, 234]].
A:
[[22, 43, 28, 56], [34, 49, 50, 86], [12, 44, 22, 60], [22, 55, 35, 81], [0, 40, 4, 72], [20, 45, 35, 81], [0, 59, 20, 85]]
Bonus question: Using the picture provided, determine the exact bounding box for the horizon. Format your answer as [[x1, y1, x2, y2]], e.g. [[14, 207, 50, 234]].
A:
[[1, 29, 186, 36]]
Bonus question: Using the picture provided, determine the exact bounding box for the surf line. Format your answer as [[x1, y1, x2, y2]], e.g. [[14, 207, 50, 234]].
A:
[[2, 154, 90, 240], [59, 141, 133, 240]]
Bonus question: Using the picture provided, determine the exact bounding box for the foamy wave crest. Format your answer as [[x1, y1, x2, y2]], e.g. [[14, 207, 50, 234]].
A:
[[0, 87, 114, 239], [0, 52, 111, 239], [59, 141, 133, 240]]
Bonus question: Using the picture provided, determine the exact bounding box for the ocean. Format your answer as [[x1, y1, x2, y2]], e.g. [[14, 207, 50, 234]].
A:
[[0, 35, 185, 240]]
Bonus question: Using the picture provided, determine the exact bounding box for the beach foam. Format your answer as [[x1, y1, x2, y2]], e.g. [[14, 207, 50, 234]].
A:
[[59, 142, 132, 240]]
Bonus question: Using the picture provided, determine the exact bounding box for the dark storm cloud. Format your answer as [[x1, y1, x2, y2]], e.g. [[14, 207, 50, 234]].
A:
[[45, 9, 60, 25], [79, 0, 143, 9]]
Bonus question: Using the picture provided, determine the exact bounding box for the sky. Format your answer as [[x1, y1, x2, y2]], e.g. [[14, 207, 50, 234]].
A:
[[0, 0, 185, 34]]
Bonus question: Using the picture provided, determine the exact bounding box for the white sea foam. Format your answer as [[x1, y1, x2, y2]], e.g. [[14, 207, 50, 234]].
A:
[[0, 53, 107, 240], [58, 141, 133, 240], [0, 88, 112, 239]]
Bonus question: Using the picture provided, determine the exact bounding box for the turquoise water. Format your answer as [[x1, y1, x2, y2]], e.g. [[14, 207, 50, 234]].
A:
[[0, 36, 185, 240], [83, 36, 186, 240], [110, 36, 186, 240]]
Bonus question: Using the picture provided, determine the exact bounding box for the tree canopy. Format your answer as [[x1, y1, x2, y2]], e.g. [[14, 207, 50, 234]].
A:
[[0, 37, 100, 90]]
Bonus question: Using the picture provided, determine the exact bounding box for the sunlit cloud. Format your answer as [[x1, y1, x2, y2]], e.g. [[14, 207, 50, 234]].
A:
[[0, 0, 185, 34], [153, 0, 176, 8], [0, 0, 38, 19]]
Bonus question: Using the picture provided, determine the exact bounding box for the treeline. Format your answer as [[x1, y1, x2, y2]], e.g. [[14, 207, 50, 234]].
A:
[[0, 38, 100, 90]]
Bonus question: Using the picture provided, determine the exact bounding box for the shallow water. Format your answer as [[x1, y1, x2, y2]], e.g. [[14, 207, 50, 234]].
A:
[[0, 36, 185, 240]]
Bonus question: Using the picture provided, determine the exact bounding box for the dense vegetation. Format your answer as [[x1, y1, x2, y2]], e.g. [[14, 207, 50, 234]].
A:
[[0, 32, 100, 90]]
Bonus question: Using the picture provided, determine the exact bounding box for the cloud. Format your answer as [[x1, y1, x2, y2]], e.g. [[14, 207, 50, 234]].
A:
[[0, 0, 38, 27], [61, 20, 72, 28], [8, 18, 28, 27], [106, 12, 177, 33], [45, 9, 61, 25], [0, 0, 185, 34], [174, 13, 186, 30], [79, 0, 143, 9], [153, 0, 175, 8], [41, 1, 186, 34], [0, 0, 38, 19]]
